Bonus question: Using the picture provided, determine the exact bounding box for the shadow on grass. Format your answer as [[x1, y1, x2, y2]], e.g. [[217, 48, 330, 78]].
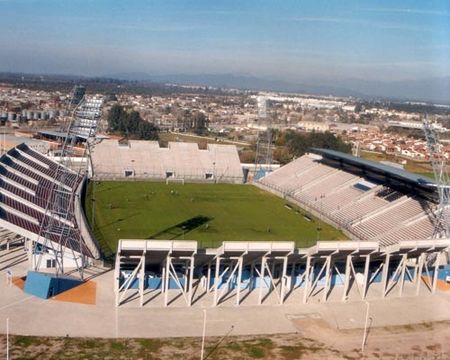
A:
[[147, 215, 212, 240]]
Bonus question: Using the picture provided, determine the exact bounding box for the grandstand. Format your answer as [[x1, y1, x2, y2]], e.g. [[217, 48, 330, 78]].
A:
[[0, 142, 100, 269], [256, 148, 438, 247], [91, 139, 244, 183], [115, 238, 450, 307]]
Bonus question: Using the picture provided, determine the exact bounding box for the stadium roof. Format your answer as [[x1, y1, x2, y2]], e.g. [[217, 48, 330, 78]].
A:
[[38, 130, 83, 140], [311, 148, 437, 198], [38, 130, 109, 141]]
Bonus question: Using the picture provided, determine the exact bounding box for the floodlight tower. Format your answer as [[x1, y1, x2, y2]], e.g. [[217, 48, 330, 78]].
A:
[[34, 93, 103, 278], [422, 116, 450, 238], [70, 85, 86, 106], [254, 96, 273, 179], [352, 141, 361, 157]]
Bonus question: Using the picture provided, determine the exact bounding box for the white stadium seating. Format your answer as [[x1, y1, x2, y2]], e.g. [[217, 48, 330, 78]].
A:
[[91, 139, 243, 183], [0, 143, 98, 258], [258, 153, 437, 244]]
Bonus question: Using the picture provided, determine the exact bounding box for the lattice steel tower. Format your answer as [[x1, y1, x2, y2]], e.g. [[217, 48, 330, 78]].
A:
[[254, 96, 273, 179], [34, 93, 103, 278], [422, 116, 450, 238]]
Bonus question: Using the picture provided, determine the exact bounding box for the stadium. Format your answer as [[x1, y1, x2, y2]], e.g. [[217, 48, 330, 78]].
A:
[[0, 95, 448, 315]]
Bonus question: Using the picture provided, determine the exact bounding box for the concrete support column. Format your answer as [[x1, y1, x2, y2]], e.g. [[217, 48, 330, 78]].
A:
[[280, 256, 288, 304], [213, 257, 221, 307], [362, 254, 371, 300], [290, 262, 296, 292], [258, 256, 266, 305], [206, 261, 211, 292], [114, 257, 121, 307], [270, 260, 276, 292], [398, 253, 407, 297], [139, 254, 146, 307], [303, 256, 312, 304], [432, 252, 441, 294], [161, 261, 166, 294], [114, 253, 121, 295], [322, 256, 332, 303], [342, 255, 352, 302], [249, 261, 255, 294], [381, 254, 391, 299], [188, 256, 195, 306], [236, 256, 244, 306], [415, 253, 425, 296], [164, 256, 171, 307], [184, 260, 189, 293]]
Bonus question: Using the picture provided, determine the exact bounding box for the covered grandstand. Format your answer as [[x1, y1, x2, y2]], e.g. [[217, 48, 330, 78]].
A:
[[0, 143, 100, 269], [115, 238, 450, 307], [91, 139, 244, 183], [256, 149, 439, 246]]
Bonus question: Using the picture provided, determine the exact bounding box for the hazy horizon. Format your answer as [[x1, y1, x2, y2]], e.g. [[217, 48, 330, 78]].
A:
[[0, 0, 449, 97]]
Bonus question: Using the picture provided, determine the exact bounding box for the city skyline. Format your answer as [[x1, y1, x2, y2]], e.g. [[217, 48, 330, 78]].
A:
[[0, 1, 449, 86]]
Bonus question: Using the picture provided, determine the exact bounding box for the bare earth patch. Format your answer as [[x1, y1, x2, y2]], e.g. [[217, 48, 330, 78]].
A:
[[0, 320, 448, 359]]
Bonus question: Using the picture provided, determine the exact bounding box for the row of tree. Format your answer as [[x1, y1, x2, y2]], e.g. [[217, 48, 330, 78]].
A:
[[280, 130, 351, 158], [176, 109, 209, 134], [240, 130, 352, 165], [107, 104, 159, 140]]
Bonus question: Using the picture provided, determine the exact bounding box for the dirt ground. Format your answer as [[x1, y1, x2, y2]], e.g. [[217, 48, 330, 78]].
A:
[[0, 319, 448, 359], [291, 318, 450, 359]]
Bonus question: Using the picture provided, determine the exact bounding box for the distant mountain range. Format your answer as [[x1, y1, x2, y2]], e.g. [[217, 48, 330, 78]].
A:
[[109, 72, 450, 104], [2, 69, 448, 104]]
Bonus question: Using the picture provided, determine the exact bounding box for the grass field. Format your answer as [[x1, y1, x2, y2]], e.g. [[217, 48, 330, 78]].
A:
[[84, 182, 346, 258]]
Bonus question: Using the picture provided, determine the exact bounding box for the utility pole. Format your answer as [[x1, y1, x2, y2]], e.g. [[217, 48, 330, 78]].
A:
[[200, 309, 207, 360], [254, 96, 273, 180], [361, 301, 371, 352], [6, 317, 9, 360]]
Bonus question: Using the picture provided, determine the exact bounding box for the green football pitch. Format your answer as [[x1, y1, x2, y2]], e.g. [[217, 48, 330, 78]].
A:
[[84, 181, 346, 258]]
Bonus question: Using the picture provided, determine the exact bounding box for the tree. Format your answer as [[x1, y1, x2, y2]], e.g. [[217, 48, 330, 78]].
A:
[[107, 104, 123, 132], [273, 147, 292, 164], [192, 111, 208, 135], [283, 130, 351, 158], [107, 104, 159, 140]]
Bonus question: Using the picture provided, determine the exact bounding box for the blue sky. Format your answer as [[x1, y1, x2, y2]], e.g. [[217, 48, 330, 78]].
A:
[[0, 0, 449, 82]]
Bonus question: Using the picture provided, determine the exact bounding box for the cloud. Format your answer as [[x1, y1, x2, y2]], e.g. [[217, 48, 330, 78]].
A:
[[292, 16, 361, 24], [292, 16, 433, 33], [366, 8, 450, 17], [187, 9, 243, 15], [107, 23, 207, 32], [417, 44, 450, 50]]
